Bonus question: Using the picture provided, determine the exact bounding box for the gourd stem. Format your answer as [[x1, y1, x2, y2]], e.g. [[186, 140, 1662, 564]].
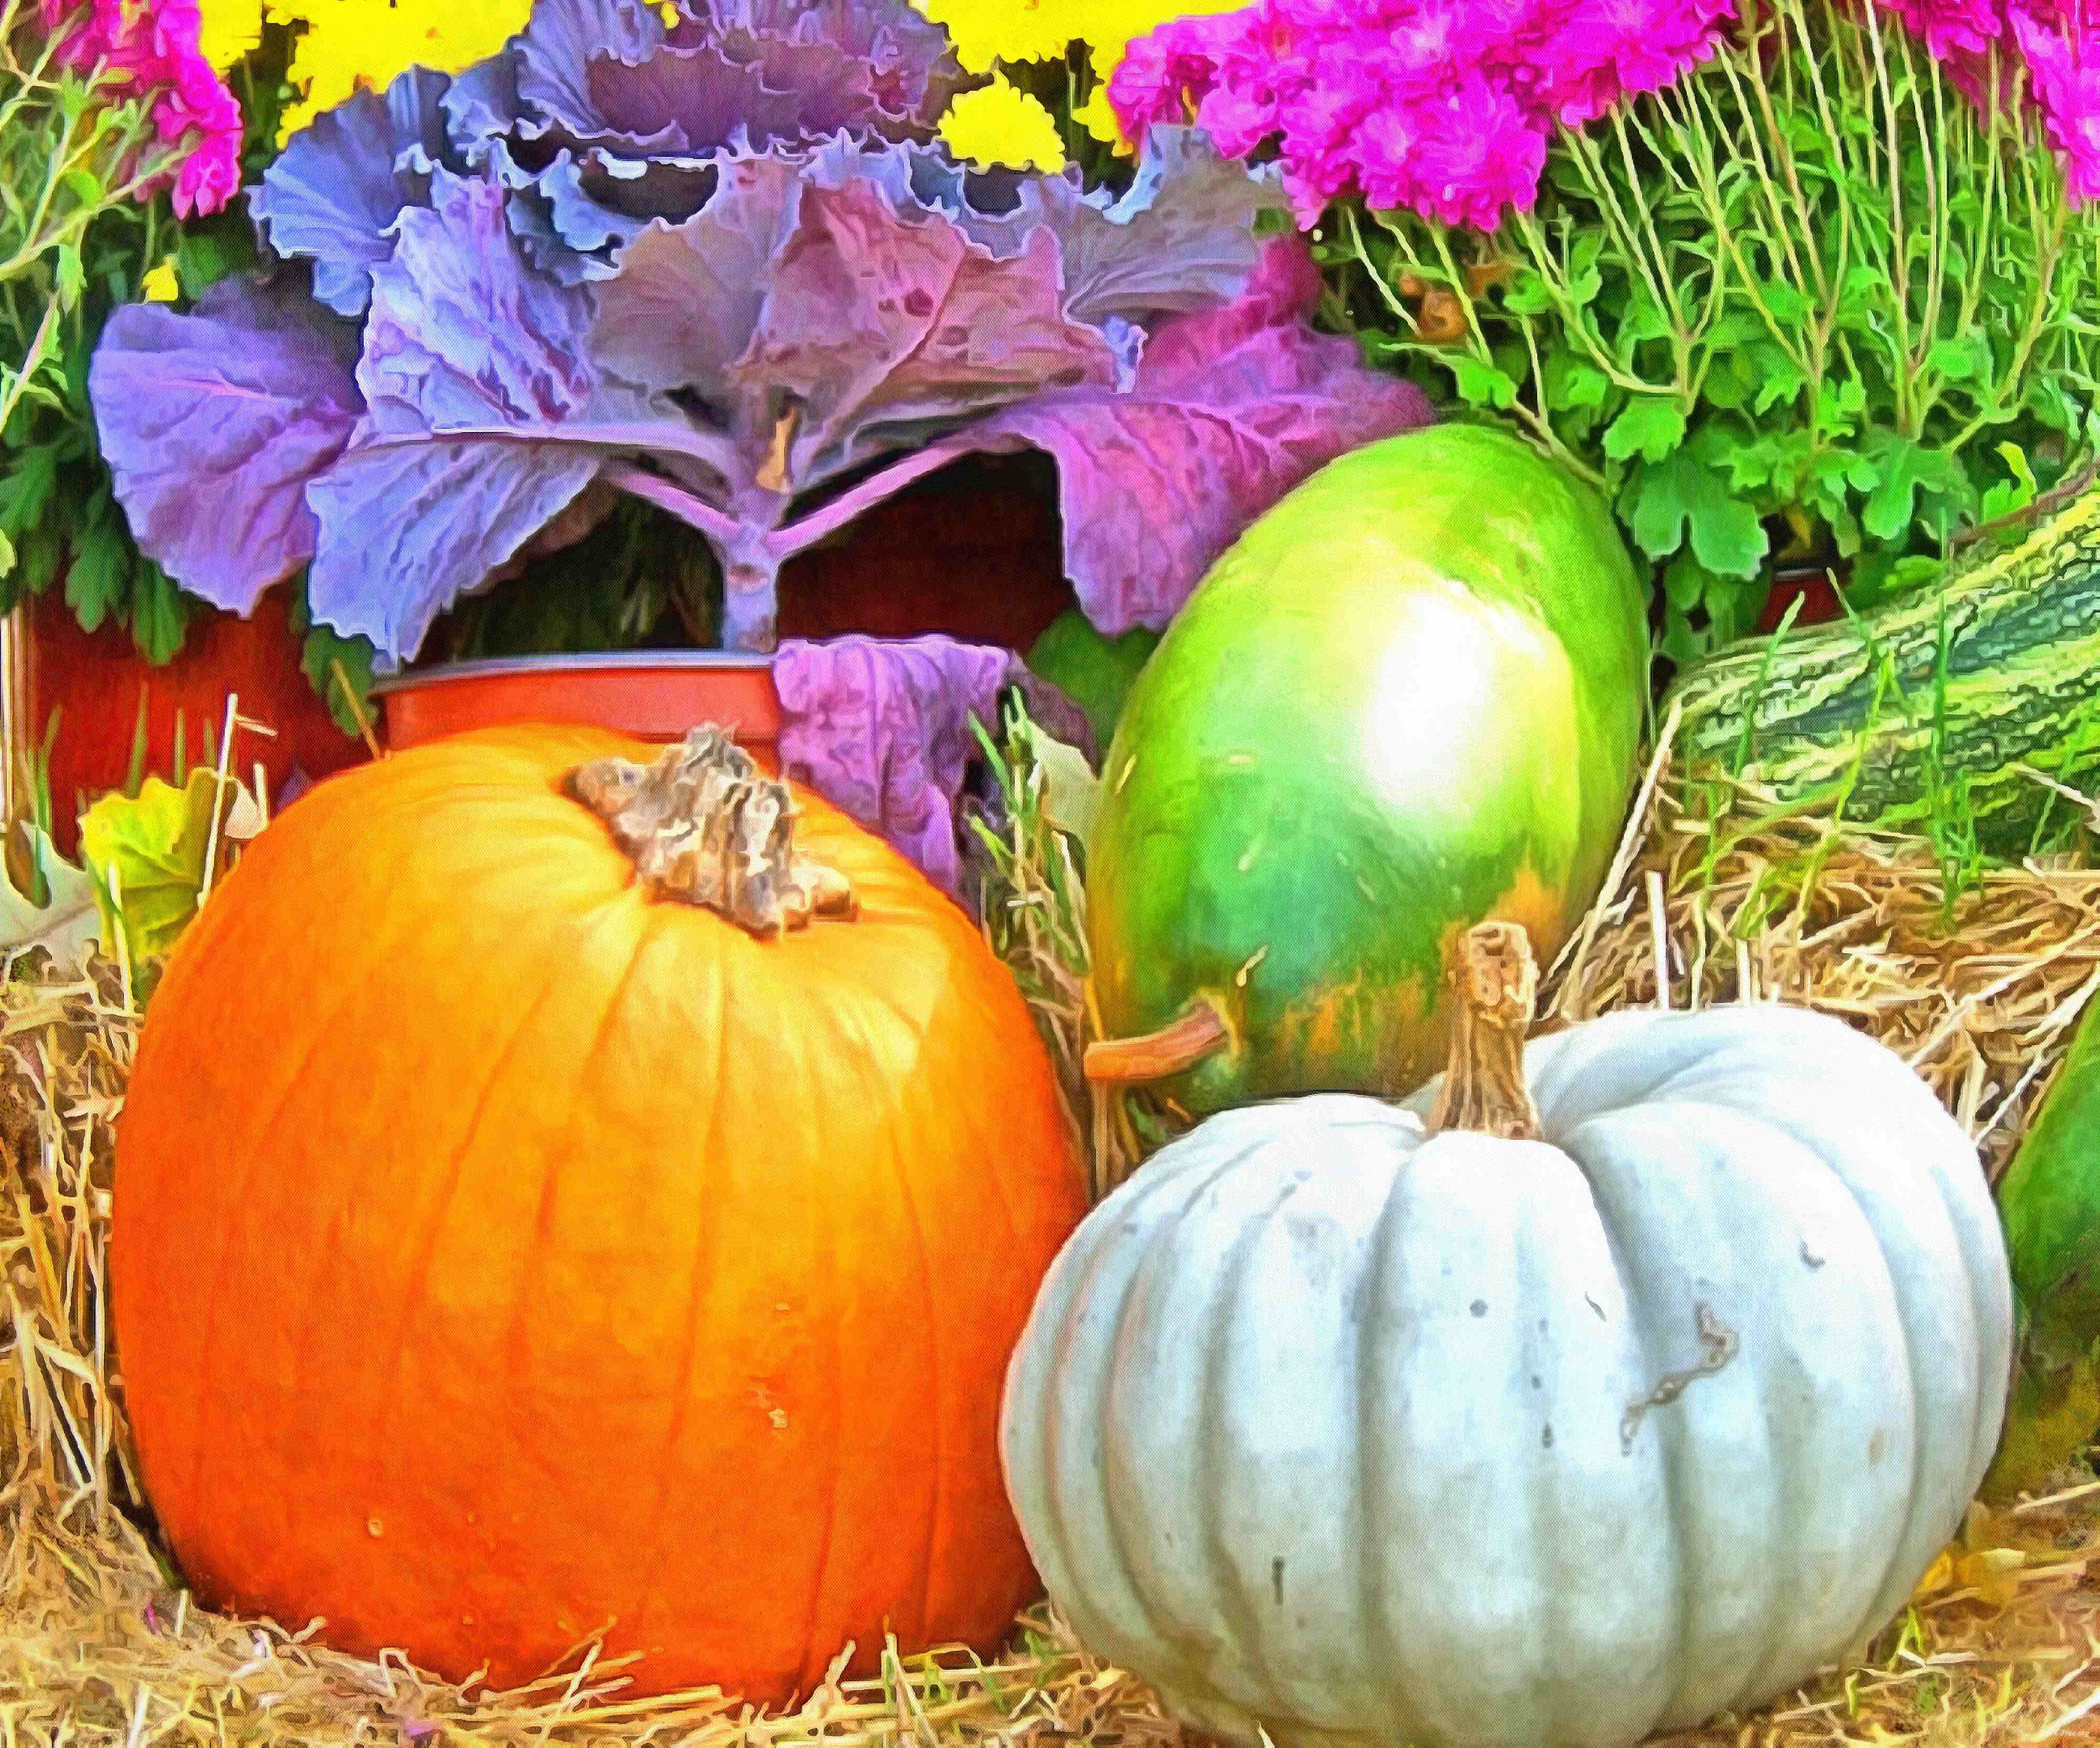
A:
[[1084, 999, 1229, 1084], [1424, 922, 1542, 1141], [568, 726, 857, 939]]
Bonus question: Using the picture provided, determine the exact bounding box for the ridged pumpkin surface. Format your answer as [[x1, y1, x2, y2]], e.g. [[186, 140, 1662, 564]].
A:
[[113, 723, 1087, 1702]]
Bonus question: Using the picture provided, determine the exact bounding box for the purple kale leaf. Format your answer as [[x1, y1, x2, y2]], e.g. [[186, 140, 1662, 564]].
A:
[[444, 0, 965, 280], [306, 172, 674, 661], [249, 67, 458, 319], [953, 236, 1438, 634], [703, 229, 1435, 643], [89, 272, 364, 613], [773, 635, 1017, 899], [589, 136, 1142, 649]]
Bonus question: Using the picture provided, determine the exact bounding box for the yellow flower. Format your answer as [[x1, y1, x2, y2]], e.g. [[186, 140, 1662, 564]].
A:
[[268, 0, 533, 142], [197, 0, 264, 71], [910, 0, 1085, 75], [140, 259, 182, 302], [938, 74, 1067, 171], [910, 0, 1247, 150]]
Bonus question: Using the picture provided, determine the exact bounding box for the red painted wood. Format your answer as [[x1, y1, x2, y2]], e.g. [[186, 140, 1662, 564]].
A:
[[25, 586, 366, 856], [28, 453, 1075, 852], [775, 452, 1077, 648]]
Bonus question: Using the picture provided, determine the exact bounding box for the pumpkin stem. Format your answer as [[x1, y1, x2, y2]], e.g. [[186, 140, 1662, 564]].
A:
[[1084, 998, 1230, 1084], [568, 726, 857, 939], [1424, 921, 1542, 1142]]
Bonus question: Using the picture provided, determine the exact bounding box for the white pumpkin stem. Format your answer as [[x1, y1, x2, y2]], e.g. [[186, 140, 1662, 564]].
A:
[[1425, 921, 1542, 1142], [568, 726, 857, 938]]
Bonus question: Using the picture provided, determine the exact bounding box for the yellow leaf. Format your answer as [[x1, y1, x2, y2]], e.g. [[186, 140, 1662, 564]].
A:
[[1910, 1549, 1955, 1601], [79, 770, 239, 965]]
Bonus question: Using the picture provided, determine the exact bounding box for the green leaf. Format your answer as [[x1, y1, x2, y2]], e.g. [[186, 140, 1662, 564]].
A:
[[0, 447, 60, 537], [1024, 722, 1100, 845], [19, 524, 61, 595], [1624, 450, 1768, 576], [301, 615, 377, 740], [1542, 353, 1609, 412], [1603, 398, 1688, 464], [54, 244, 85, 312], [79, 768, 234, 964], [1499, 270, 1552, 316], [62, 506, 130, 633], [1748, 343, 1808, 416], [1450, 355, 1518, 409], [59, 166, 102, 206], [0, 824, 101, 975], [1861, 438, 1964, 543], [1759, 279, 1811, 326], [129, 565, 193, 665], [1926, 338, 1979, 381]]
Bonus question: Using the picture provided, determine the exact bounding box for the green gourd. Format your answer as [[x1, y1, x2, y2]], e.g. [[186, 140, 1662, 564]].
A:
[[1982, 997, 2100, 1499], [1084, 424, 1648, 1114]]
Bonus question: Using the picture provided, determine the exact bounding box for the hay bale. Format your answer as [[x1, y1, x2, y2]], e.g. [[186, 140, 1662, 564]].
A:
[[7, 735, 2100, 1743]]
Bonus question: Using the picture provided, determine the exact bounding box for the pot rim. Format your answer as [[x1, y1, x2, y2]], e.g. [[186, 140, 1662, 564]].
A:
[[370, 649, 775, 695]]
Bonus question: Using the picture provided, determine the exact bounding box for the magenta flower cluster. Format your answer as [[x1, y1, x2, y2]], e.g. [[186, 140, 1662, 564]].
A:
[[1107, 0, 1737, 229], [1111, 0, 2100, 227], [38, 0, 243, 217]]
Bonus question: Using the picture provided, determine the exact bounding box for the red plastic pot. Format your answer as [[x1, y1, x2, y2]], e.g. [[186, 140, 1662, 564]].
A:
[[1757, 563, 1844, 634], [22, 585, 366, 858], [376, 652, 783, 762]]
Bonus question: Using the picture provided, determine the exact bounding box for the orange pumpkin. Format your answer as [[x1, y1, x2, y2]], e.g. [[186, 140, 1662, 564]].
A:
[[111, 723, 1087, 1702]]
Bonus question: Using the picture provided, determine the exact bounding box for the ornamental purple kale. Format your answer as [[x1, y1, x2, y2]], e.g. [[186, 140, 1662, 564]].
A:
[[89, 0, 1432, 888], [93, 0, 1428, 660]]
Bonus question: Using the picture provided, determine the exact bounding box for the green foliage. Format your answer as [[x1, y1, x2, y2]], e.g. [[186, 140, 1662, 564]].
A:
[[436, 494, 723, 662], [1320, 0, 2100, 664], [287, 576, 378, 739], [0, 18, 296, 665]]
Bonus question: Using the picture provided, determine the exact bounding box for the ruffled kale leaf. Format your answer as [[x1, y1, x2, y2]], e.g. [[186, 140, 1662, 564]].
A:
[[249, 67, 459, 319], [306, 173, 666, 661], [89, 272, 364, 613]]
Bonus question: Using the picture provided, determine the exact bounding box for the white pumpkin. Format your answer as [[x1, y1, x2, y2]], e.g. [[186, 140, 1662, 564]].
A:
[[1002, 926, 2012, 1748]]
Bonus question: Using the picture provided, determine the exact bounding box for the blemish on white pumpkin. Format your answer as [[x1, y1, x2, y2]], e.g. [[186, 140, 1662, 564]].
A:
[[1584, 1292, 1606, 1321], [1271, 1557, 1285, 1606], [1801, 1240, 1827, 1270], [1469, 1299, 1488, 1318], [1868, 1429, 1887, 1464], [1541, 1424, 1554, 1449], [1619, 1302, 1740, 1454]]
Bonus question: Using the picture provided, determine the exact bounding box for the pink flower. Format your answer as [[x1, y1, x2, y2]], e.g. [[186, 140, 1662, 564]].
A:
[[1109, 0, 1733, 229], [2012, 1, 2100, 200], [32, 0, 245, 216], [1109, 0, 2100, 227]]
